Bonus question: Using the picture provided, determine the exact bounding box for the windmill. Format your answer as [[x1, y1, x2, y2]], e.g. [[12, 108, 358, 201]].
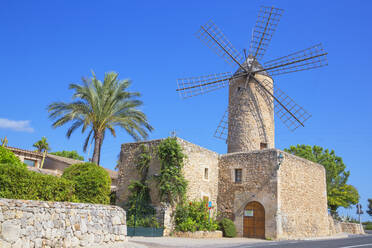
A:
[[176, 6, 328, 153]]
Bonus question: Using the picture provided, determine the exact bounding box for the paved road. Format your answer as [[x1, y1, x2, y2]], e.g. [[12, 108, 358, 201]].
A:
[[129, 235, 372, 248], [229, 235, 372, 248]]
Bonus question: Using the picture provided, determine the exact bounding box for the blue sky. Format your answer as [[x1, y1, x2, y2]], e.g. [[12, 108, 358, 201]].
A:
[[0, 0, 371, 220]]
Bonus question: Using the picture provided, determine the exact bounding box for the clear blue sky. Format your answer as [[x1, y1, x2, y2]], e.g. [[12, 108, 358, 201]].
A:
[[1, 0, 371, 220]]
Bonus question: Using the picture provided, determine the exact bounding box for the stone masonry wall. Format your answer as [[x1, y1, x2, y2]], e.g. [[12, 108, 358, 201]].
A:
[[117, 137, 219, 208], [177, 138, 219, 209], [116, 137, 219, 234], [116, 139, 163, 207], [0, 198, 126, 248], [218, 149, 278, 238], [277, 151, 329, 239]]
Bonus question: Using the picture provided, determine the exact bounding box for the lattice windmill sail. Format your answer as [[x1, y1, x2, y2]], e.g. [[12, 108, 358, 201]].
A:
[[176, 6, 328, 153]]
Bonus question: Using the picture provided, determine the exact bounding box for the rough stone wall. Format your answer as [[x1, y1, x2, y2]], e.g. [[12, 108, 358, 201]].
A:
[[328, 215, 365, 235], [218, 149, 278, 238], [116, 139, 163, 207], [177, 138, 219, 208], [227, 73, 275, 153], [339, 222, 365, 235], [277, 151, 329, 239], [116, 137, 219, 234], [0, 198, 126, 248], [117, 138, 219, 208]]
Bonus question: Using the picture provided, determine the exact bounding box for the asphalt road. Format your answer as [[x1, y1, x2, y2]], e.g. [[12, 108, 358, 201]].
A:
[[226, 235, 372, 248], [129, 235, 372, 248]]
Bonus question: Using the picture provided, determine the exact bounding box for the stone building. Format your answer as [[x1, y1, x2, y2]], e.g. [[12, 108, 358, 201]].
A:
[[116, 137, 330, 239]]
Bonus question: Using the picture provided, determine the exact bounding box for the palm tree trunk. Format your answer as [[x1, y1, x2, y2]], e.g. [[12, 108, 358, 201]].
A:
[[92, 132, 103, 165]]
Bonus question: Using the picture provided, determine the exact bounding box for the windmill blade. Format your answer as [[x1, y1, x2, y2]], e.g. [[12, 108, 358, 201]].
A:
[[196, 20, 245, 68], [259, 43, 328, 76], [176, 72, 244, 99], [214, 108, 229, 141], [254, 78, 311, 131], [249, 6, 284, 60]]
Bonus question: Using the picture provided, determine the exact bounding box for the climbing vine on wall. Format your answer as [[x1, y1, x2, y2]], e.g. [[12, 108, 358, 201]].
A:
[[157, 137, 188, 205]]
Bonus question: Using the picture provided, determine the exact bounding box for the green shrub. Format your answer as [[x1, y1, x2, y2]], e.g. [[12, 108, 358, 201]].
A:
[[219, 218, 237, 237], [366, 223, 372, 230], [127, 215, 161, 228], [0, 163, 76, 202], [175, 200, 219, 232], [62, 162, 111, 204], [0, 146, 24, 166]]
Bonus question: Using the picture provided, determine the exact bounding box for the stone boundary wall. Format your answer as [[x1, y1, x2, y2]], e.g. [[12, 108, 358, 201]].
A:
[[0, 198, 127, 248], [328, 215, 365, 235], [340, 222, 365, 235], [172, 231, 223, 238]]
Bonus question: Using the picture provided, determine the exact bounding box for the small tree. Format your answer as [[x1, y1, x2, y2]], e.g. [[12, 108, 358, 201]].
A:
[[33, 137, 50, 153], [285, 145, 359, 217], [367, 199, 372, 217], [33, 137, 51, 168]]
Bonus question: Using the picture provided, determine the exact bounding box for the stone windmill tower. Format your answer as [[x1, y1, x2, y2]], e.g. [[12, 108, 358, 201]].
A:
[[177, 6, 328, 153]]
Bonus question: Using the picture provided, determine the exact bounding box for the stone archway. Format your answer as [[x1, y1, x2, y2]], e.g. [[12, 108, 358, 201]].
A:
[[243, 201, 265, 238]]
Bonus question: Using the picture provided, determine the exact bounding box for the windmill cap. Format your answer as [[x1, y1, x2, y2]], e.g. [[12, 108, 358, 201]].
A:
[[234, 55, 270, 77]]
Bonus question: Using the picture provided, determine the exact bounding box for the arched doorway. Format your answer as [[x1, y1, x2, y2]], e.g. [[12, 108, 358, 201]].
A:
[[243, 201, 265, 238]]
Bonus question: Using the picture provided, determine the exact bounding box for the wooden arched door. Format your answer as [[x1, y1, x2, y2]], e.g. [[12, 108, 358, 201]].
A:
[[243, 201, 265, 238]]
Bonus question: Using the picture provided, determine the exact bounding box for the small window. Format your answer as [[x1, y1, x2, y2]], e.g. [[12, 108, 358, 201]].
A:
[[203, 196, 209, 203], [24, 159, 36, 167], [235, 169, 242, 183], [204, 168, 209, 180], [260, 142, 268, 150]]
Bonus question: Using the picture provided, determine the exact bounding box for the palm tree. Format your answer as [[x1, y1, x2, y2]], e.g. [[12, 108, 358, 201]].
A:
[[33, 136, 51, 168], [33, 136, 51, 153], [47, 71, 153, 165]]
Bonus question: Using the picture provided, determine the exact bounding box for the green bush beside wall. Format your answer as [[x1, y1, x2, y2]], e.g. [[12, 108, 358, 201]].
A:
[[0, 163, 76, 202], [62, 162, 111, 204], [219, 218, 237, 237]]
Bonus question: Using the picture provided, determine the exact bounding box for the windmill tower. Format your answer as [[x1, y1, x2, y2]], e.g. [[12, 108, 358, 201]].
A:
[[177, 6, 328, 153]]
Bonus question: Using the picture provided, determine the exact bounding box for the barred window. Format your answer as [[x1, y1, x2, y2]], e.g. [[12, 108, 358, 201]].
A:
[[235, 169, 242, 183], [204, 168, 209, 180]]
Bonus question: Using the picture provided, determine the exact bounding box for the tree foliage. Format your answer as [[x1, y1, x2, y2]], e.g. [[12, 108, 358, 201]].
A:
[[48, 71, 153, 165], [284, 145, 359, 216], [367, 199, 372, 217], [62, 162, 111, 204], [33, 136, 50, 152], [50, 150, 84, 161], [0, 146, 23, 166], [157, 138, 187, 205]]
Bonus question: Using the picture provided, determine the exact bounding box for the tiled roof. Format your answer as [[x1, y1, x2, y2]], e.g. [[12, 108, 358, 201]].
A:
[[46, 154, 118, 179], [6, 146, 43, 158]]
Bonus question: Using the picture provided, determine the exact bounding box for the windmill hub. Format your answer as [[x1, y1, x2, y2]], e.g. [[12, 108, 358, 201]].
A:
[[234, 56, 270, 78]]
